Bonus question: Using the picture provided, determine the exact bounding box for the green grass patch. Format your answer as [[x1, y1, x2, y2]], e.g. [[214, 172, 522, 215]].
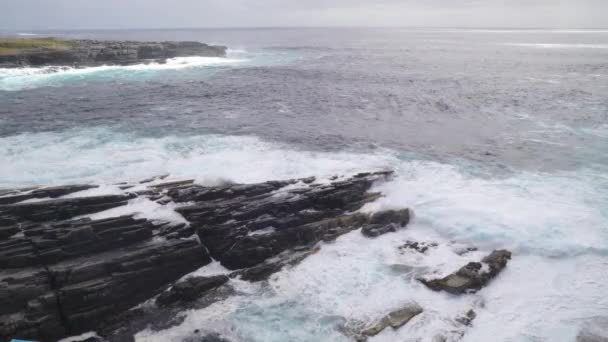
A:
[[0, 37, 75, 54]]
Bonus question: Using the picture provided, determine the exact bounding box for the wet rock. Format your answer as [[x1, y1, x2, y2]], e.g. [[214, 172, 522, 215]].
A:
[[0, 193, 136, 222], [420, 250, 512, 294], [0, 171, 399, 341], [0, 267, 66, 341], [231, 246, 320, 282], [361, 209, 411, 238], [399, 240, 438, 254], [0, 224, 19, 239], [188, 333, 231, 342], [0, 215, 165, 268], [140, 174, 170, 184], [151, 179, 195, 190], [156, 275, 229, 306], [453, 246, 478, 256], [455, 309, 477, 326], [0, 184, 97, 205], [369, 209, 410, 226], [180, 172, 393, 269], [577, 317, 608, 342], [359, 303, 423, 338], [51, 238, 210, 334], [66, 334, 108, 342]]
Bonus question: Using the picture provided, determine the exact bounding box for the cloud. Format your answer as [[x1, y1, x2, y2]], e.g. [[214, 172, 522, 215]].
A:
[[0, 0, 606, 30]]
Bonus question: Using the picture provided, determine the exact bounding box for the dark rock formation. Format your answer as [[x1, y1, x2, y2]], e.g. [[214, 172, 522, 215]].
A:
[[399, 240, 438, 254], [156, 275, 229, 307], [172, 171, 395, 270], [194, 333, 232, 342], [361, 209, 411, 237], [419, 250, 512, 294], [0, 184, 97, 205], [0, 40, 227, 68], [0, 171, 402, 341], [358, 303, 423, 340], [0, 193, 136, 223]]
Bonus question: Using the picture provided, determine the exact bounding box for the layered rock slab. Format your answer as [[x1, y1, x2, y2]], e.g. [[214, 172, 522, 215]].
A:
[[419, 250, 512, 294], [0, 171, 403, 341]]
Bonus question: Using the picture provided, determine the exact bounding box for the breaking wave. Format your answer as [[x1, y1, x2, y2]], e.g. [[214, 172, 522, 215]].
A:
[[0, 56, 247, 91]]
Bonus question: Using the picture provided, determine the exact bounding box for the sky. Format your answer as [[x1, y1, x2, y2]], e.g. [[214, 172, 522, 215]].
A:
[[0, 0, 607, 30]]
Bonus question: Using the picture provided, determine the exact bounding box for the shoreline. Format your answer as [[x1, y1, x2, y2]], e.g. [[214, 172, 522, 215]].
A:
[[0, 38, 227, 68]]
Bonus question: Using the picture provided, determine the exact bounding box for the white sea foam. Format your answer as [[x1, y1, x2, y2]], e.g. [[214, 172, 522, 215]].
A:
[[0, 128, 396, 187], [135, 224, 608, 342], [1, 129, 606, 341], [84, 197, 188, 225], [505, 43, 608, 49], [0, 56, 246, 91]]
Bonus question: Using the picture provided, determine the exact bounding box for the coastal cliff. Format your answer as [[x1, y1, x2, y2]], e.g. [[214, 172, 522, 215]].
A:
[[0, 39, 227, 68]]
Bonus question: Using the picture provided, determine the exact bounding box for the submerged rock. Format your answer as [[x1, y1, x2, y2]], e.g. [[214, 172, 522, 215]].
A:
[[361, 208, 411, 237], [419, 250, 512, 294], [399, 240, 438, 254], [359, 303, 424, 339], [455, 309, 477, 326]]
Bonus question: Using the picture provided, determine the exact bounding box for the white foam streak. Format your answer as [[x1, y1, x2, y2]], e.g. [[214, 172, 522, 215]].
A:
[[506, 43, 608, 49], [0, 56, 246, 91], [84, 197, 188, 225], [0, 128, 396, 187]]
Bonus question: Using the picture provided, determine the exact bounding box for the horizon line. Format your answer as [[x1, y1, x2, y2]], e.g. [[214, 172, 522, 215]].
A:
[[2, 25, 608, 32]]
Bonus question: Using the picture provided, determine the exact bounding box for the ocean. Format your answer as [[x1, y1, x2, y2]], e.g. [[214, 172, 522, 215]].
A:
[[1, 28, 607, 341]]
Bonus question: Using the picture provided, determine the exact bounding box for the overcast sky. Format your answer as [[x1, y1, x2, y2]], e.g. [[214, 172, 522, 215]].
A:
[[1, 0, 607, 30]]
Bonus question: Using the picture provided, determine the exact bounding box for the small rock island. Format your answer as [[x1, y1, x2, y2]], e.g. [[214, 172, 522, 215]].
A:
[[0, 37, 227, 68]]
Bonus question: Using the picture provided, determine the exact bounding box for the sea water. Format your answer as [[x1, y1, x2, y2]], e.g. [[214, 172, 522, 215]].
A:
[[1, 28, 607, 342]]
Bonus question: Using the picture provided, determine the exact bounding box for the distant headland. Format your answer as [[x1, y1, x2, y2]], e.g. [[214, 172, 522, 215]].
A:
[[0, 37, 227, 68]]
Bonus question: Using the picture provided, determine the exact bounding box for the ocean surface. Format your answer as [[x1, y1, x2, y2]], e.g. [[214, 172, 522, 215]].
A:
[[1, 28, 607, 341]]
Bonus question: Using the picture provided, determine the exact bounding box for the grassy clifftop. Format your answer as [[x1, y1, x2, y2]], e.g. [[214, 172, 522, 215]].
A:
[[0, 37, 75, 55]]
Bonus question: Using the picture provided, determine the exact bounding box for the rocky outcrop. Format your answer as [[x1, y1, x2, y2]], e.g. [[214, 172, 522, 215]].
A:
[[171, 171, 395, 270], [358, 303, 423, 340], [419, 250, 512, 294], [0, 171, 402, 341], [399, 240, 438, 254], [0, 40, 227, 68], [361, 209, 410, 237]]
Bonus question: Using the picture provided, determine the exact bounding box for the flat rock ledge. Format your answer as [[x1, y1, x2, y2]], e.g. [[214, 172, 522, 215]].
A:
[[0, 171, 411, 341], [419, 250, 512, 294], [0, 39, 227, 68], [359, 303, 424, 340]]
